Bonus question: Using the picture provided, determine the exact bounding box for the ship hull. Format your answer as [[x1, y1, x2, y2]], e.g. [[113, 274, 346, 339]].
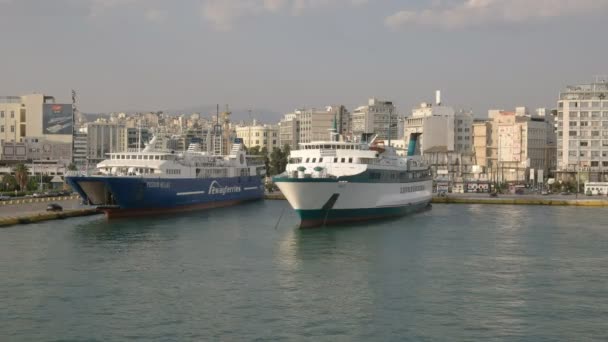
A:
[[274, 178, 433, 228], [66, 176, 264, 218]]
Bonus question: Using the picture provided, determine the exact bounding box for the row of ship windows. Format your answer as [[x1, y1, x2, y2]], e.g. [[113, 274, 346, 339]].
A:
[[166, 169, 181, 175], [111, 155, 171, 160], [299, 157, 355, 163], [303, 145, 361, 150], [369, 170, 431, 181], [401, 185, 426, 193]]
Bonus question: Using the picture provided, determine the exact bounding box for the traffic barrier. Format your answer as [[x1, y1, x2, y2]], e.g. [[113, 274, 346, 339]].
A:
[[431, 196, 608, 207], [0, 195, 80, 206]]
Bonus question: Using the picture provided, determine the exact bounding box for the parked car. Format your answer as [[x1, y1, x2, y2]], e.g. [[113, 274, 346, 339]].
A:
[[541, 191, 549, 196], [32, 193, 44, 198], [0, 195, 11, 201], [560, 191, 572, 196], [46, 203, 63, 212], [489, 192, 498, 197]]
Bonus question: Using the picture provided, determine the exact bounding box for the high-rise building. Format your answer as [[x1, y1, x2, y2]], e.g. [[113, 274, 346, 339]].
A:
[[86, 122, 127, 164], [279, 113, 299, 149], [351, 98, 397, 140], [555, 78, 608, 182], [278, 105, 349, 149], [454, 110, 474, 153], [73, 131, 88, 167]]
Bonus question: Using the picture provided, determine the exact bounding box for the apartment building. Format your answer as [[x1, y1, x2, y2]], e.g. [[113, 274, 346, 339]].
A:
[[351, 98, 397, 140], [555, 79, 608, 182]]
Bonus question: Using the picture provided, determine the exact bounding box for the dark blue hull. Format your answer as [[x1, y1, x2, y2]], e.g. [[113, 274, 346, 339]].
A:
[[66, 176, 264, 218]]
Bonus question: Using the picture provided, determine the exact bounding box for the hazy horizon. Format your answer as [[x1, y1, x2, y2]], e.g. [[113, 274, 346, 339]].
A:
[[1, 0, 607, 118]]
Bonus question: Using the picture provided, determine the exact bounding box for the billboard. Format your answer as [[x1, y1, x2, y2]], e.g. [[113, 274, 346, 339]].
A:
[[43, 104, 73, 135]]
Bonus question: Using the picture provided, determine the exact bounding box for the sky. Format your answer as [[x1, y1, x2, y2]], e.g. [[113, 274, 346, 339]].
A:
[[1, 0, 607, 121]]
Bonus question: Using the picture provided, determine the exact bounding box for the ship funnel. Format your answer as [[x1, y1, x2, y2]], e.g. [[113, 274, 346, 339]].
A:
[[407, 133, 421, 157], [436, 90, 441, 106]]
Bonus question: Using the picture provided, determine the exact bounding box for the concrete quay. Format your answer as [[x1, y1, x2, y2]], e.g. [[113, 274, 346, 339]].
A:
[[0, 197, 102, 228], [264, 192, 608, 207], [0, 209, 101, 228]]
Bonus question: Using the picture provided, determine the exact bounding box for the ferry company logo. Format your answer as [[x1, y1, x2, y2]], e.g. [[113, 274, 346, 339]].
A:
[[208, 180, 242, 195]]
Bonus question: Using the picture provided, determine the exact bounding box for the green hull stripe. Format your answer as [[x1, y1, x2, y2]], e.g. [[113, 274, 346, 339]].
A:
[[296, 201, 430, 223]]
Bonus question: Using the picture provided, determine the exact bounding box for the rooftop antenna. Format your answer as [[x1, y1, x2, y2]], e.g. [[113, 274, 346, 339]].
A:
[[594, 75, 608, 83]]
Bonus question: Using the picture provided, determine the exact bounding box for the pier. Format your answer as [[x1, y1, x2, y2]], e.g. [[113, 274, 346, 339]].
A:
[[264, 192, 608, 207]]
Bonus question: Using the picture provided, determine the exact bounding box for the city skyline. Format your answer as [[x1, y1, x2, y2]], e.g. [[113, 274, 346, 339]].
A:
[[1, 0, 607, 116]]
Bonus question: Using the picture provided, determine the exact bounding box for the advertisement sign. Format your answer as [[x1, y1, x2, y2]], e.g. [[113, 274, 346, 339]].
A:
[[538, 170, 544, 184], [43, 104, 73, 135], [530, 168, 535, 181]]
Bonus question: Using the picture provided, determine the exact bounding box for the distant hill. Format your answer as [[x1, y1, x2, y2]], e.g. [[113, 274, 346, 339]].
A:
[[82, 106, 283, 125], [167, 105, 283, 124]]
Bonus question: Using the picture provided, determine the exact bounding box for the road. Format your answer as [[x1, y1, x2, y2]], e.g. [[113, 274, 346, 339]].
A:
[[0, 198, 85, 218], [440, 192, 608, 201]]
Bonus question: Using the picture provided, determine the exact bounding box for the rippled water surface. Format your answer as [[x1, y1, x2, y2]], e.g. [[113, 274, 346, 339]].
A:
[[1, 202, 607, 341]]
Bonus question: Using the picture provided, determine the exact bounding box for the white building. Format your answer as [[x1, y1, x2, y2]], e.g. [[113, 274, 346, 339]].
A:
[[404, 91, 454, 155], [0, 94, 72, 144], [404, 91, 473, 156], [235, 122, 279, 151], [0, 94, 73, 165], [351, 98, 397, 140], [556, 78, 608, 183], [475, 107, 556, 183]]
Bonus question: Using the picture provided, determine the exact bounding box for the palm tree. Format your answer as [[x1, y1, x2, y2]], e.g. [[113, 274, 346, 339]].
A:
[[14, 164, 29, 191]]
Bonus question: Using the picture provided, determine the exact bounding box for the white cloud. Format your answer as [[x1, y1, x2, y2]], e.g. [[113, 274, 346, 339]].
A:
[[201, 0, 367, 31], [144, 8, 167, 23], [385, 0, 608, 30]]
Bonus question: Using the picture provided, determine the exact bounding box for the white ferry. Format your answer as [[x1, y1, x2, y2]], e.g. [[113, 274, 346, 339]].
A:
[[273, 134, 432, 228]]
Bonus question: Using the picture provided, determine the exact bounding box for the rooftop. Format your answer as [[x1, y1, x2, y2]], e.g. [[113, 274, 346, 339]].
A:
[[560, 80, 608, 100]]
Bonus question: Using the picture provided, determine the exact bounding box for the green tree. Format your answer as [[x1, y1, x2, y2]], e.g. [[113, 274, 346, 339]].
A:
[[248, 146, 262, 155], [67, 163, 77, 171], [1, 174, 18, 191], [26, 178, 39, 191], [13, 164, 29, 191], [260, 147, 270, 172], [269, 147, 283, 176], [280, 144, 291, 172]]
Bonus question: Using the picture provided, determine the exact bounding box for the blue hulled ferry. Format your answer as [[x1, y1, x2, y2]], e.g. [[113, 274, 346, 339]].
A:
[[66, 138, 265, 218]]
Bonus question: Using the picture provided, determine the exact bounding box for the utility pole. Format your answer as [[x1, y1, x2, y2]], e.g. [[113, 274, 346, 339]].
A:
[[71, 89, 77, 165], [248, 109, 252, 149]]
